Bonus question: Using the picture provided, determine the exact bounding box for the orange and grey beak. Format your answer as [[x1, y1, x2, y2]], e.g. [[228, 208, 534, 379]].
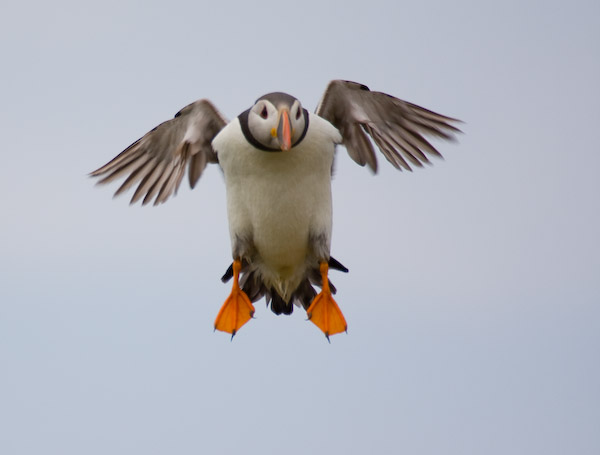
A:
[[276, 109, 292, 151]]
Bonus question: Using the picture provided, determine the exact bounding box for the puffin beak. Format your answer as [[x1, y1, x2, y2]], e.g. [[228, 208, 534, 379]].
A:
[[277, 109, 292, 151]]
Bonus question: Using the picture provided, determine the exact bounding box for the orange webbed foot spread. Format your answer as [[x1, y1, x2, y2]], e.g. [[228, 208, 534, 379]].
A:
[[214, 259, 255, 338], [306, 261, 347, 341]]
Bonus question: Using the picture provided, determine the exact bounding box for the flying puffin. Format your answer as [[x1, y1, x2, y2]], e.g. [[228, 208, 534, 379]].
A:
[[90, 80, 461, 339]]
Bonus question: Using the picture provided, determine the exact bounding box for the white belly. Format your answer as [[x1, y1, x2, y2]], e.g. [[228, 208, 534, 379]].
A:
[[213, 114, 341, 298]]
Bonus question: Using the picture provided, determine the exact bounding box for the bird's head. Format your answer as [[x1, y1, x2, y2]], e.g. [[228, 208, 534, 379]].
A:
[[244, 92, 308, 151]]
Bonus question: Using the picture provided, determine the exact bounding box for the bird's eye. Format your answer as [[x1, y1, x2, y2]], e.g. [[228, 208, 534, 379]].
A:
[[296, 107, 302, 120], [260, 106, 268, 119]]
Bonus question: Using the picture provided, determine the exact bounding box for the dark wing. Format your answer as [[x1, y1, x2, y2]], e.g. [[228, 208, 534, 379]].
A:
[[316, 80, 462, 172], [90, 99, 227, 205]]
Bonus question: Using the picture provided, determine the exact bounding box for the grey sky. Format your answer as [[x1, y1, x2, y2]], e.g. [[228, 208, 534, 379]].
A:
[[1, 0, 599, 454]]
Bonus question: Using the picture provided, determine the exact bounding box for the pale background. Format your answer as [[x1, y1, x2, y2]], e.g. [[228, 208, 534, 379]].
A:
[[1, 0, 599, 454]]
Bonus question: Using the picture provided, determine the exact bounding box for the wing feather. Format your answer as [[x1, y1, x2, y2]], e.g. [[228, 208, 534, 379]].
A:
[[90, 99, 227, 205], [95, 148, 146, 185], [142, 163, 172, 206], [154, 164, 178, 206], [131, 159, 167, 204], [114, 156, 156, 197], [363, 125, 412, 171], [316, 80, 461, 172]]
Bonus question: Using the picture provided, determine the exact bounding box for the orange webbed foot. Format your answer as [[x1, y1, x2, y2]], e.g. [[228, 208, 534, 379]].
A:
[[306, 261, 347, 341], [214, 259, 255, 338]]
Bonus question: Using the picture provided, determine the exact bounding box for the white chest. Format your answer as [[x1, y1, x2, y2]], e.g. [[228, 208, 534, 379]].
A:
[[213, 114, 341, 274]]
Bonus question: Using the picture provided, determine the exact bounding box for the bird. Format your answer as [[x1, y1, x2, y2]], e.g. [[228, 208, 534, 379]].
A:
[[90, 80, 461, 340]]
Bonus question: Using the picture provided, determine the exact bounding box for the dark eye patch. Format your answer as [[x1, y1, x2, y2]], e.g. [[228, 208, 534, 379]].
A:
[[260, 106, 268, 119]]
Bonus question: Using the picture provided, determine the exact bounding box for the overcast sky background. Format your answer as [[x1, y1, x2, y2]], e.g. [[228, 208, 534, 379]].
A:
[[1, 0, 599, 454]]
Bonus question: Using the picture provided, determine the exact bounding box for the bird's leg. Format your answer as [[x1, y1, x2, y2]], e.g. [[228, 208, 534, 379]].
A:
[[306, 261, 347, 340], [214, 259, 255, 338]]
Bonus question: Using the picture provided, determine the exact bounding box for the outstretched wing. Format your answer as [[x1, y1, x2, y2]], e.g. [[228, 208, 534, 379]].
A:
[[90, 99, 227, 205], [316, 80, 462, 172]]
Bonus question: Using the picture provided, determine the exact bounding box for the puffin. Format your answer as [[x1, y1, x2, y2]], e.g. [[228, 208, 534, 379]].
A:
[[90, 80, 461, 339]]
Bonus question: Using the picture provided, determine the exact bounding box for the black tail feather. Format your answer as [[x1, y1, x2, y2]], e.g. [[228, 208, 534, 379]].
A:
[[329, 256, 349, 273], [220, 263, 233, 283], [268, 292, 294, 315]]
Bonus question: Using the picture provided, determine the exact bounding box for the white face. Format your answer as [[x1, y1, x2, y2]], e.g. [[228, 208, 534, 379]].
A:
[[247, 98, 307, 150]]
